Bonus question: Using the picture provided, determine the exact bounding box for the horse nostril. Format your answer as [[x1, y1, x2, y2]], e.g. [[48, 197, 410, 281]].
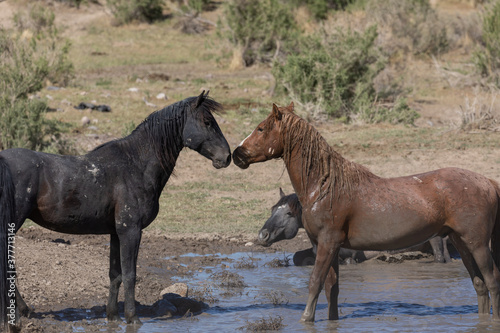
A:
[[259, 229, 270, 241]]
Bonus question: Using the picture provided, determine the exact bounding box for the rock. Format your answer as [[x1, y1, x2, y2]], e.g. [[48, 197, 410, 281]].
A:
[[128, 87, 139, 92], [156, 93, 167, 100], [160, 283, 188, 298], [81, 116, 90, 126], [244, 242, 254, 247]]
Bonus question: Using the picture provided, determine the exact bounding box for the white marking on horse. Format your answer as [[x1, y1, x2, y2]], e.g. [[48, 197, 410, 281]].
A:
[[88, 164, 99, 176], [277, 204, 287, 210], [26, 186, 32, 194], [238, 130, 255, 147], [413, 176, 423, 183]]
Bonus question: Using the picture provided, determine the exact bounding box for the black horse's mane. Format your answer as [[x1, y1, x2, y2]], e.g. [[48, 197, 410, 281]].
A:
[[92, 95, 222, 175]]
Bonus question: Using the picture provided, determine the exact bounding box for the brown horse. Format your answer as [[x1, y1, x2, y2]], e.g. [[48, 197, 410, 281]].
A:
[[233, 102, 500, 322]]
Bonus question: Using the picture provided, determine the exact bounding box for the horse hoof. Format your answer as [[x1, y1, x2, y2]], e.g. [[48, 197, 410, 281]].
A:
[[106, 314, 122, 322], [19, 306, 32, 318], [126, 316, 142, 325], [300, 314, 315, 322]]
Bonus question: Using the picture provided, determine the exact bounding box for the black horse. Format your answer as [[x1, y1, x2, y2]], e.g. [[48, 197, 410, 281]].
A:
[[0, 91, 231, 329]]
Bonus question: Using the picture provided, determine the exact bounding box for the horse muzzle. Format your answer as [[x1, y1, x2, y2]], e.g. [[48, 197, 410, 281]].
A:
[[256, 229, 272, 247], [212, 153, 232, 169], [232, 147, 250, 169]]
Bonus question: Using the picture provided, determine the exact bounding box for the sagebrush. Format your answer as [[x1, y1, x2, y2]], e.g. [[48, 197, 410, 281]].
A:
[[0, 6, 73, 152], [218, 0, 299, 66], [473, 1, 500, 85], [272, 26, 386, 120], [106, 0, 165, 25]]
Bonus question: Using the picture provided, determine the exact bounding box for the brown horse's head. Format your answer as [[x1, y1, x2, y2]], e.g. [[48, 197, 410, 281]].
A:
[[233, 102, 294, 169]]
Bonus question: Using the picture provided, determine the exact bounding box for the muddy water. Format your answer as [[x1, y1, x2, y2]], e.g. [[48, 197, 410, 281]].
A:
[[76, 252, 500, 332]]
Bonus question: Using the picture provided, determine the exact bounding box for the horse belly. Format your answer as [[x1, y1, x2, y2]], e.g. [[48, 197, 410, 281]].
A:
[[30, 208, 115, 234], [32, 188, 116, 234], [345, 211, 441, 251]]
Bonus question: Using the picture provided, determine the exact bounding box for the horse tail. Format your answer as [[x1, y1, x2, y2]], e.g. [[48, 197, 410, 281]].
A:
[[490, 178, 500, 270], [0, 157, 15, 328]]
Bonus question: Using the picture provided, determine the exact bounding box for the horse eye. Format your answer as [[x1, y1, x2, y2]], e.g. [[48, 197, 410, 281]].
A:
[[204, 121, 211, 127], [257, 127, 263, 132], [286, 212, 292, 216]]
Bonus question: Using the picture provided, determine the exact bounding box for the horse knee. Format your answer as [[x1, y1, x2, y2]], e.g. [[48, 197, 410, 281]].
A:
[[473, 276, 489, 296]]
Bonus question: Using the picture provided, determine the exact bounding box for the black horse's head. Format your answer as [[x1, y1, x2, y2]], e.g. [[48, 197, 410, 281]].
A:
[[258, 189, 303, 247], [183, 91, 231, 169]]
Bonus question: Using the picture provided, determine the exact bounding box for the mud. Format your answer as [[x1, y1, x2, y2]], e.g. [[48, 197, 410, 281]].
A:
[[13, 226, 303, 332]]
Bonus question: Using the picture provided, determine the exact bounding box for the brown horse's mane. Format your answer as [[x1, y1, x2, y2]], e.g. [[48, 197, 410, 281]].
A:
[[278, 112, 378, 201]]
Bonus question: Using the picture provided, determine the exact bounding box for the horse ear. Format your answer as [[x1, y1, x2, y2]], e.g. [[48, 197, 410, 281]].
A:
[[288, 102, 294, 113], [272, 103, 282, 120], [195, 90, 209, 108], [279, 187, 286, 198]]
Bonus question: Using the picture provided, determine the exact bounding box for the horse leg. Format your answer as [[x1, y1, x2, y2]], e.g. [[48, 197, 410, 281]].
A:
[[15, 288, 30, 317], [301, 234, 340, 322], [324, 254, 340, 320], [468, 245, 500, 318], [118, 229, 142, 324], [429, 236, 445, 263], [442, 236, 451, 263], [106, 234, 122, 321], [449, 233, 493, 315]]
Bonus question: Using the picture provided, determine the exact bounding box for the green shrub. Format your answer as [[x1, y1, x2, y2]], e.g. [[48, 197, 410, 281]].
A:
[[290, 0, 355, 20], [0, 7, 73, 152], [366, 0, 448, 55], [473, 1, 500, 83], [218, 0, 299, 66], [174, 0, 211, 13], [356, 97, 420, 125], [272, 26, 386, 119], [12, 4, 74, 86], [106, 0, 165, 25]]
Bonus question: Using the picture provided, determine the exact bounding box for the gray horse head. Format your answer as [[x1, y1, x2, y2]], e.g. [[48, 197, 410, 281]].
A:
[[258, 189, 303, 247]]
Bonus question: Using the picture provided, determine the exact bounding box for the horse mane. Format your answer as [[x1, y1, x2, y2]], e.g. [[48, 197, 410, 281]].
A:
[[92, 96, 222, 175], [275, 193, 302, 218], [278, 112, 378, 201]]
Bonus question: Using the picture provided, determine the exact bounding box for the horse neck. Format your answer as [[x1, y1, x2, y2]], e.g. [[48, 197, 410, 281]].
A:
[[282, 118, 376, 205], [119, 125, 183, 188]]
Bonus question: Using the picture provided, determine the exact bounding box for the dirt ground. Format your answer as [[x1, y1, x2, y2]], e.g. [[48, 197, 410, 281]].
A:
[[13, 226, 311, 332]]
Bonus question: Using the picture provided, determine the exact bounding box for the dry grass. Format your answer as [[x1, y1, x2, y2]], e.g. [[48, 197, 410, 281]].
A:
[[264, 254, 292, 268], [455, 88, 500, 132], [238, 315, 285, 331], [233, 254, 259, 269], [259, 291, 289, 306], [210, 271, 246, 289]]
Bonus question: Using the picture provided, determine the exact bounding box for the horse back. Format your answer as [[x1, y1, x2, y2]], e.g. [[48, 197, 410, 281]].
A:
[[0, 148, 125, 234], [337, 167, 497, 251]]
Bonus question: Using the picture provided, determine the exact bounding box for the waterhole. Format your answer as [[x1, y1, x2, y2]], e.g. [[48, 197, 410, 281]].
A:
[[68, 251, 500, 332]]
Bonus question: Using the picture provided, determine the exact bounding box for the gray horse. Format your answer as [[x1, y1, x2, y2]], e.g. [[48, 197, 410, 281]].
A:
[[258, 189, 454, 265]]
